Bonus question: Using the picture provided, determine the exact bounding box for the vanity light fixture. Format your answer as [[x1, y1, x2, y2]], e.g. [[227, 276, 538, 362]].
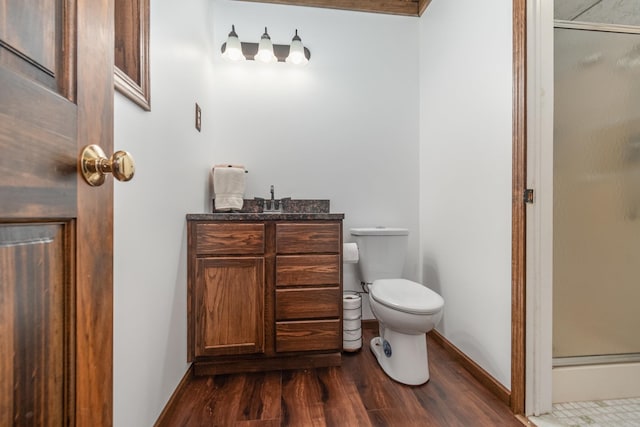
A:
[[221, 25, 245, 61], [255, 27, 277, 63], [220, 25, 311, 64], [286, 30, 308, 65]]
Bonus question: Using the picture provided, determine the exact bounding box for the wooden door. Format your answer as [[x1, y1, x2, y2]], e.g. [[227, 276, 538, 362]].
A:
[[0, 0, 114, 425]]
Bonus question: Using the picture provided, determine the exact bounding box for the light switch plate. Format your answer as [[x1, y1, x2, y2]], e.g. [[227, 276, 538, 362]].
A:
[[195, 103, 202, 132]]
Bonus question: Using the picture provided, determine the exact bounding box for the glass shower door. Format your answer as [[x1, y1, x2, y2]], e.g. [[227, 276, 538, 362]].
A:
[[553, 25, 640, 362]]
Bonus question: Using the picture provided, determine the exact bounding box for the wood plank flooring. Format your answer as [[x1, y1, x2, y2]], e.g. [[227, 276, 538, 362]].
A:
[[158, 324, 523, 426]]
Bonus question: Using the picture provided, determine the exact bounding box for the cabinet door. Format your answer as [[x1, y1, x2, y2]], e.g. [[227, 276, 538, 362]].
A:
[[195, 257, 264, 357]]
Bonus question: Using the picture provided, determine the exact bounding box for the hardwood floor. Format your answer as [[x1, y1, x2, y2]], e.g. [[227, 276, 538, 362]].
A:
[[158, 324, 523, 426]]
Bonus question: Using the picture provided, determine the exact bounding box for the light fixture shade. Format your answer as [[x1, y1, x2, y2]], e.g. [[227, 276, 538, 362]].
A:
[[286, 29, 308, 65], [222, 25, 245, 61], [254, 27, 277, 63]]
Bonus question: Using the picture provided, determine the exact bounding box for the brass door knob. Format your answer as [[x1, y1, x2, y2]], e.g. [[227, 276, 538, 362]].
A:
[[80, 144, 135, 186]]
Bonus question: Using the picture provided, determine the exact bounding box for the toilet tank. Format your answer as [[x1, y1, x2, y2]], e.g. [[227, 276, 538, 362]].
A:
[[349, 227, 409, 284]]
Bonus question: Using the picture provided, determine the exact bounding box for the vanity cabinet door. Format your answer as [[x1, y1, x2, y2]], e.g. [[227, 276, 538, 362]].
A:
[[194, 256, 265, 357]]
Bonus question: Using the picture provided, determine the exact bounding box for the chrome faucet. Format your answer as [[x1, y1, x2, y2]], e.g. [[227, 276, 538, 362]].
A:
[[262, 185, 279, 211], [259, 185, 289, 213]]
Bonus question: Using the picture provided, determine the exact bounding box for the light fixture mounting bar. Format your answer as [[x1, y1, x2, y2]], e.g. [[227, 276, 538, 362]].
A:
[[221, 42, 311, 62]]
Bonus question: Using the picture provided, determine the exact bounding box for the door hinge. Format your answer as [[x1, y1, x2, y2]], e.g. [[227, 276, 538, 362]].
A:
[[523, 189, 534, 204]]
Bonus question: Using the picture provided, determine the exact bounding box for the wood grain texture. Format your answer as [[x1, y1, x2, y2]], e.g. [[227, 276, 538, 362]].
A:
[[157, 324, 523, 426], [188, 219, 343, 373], [238, 0, 420, 16], [1, 0, 113, 425], [430, 330, 511, 407], [74, 0, 115, 424], [0, 0, 56, 73], [114, 0, 150, 110], [276, 255, 340, 286], [276, 222, 340, 254], [114, 0, 140, 82], [276, 286, 340, 320], [276, 320, 341, 352], [0, 224, 67, 425], [196, 223, 265, 255], [418, 0, 432, 15], [196, 257, 265, 357], [511, 0, 527, 415], [194, 353, 341, 376], [0, 68, 77, 219]]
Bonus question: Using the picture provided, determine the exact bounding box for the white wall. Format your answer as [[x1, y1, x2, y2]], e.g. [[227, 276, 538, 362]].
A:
[[418, 0, 513, 389], [113, 0, 420, 425]]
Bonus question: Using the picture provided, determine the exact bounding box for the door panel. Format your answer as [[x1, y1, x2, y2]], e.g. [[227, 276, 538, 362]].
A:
[[0, 0, 56, 73], [0, 0, 114, 425], [0, 68, 77, 218], [0, 0, 73, 93], [0, 224, 70, 425], [553, 27, 640, 358]]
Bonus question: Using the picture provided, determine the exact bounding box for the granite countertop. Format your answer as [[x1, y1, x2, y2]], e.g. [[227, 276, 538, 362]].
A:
[[187, 212, 344, 221], [188, 198, 343, 221]]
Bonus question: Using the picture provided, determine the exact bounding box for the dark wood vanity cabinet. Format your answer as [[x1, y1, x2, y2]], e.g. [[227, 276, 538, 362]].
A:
[[275, 223, 342, 352], [191, 223, 266, 358], [187, 216, 343, 375]]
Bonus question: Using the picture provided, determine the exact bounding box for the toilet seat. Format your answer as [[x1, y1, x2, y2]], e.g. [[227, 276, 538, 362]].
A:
[[370, 279, 444, 315]]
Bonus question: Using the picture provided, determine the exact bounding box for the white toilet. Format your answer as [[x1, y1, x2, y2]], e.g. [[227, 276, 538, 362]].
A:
[[349, 227, 444, 386]]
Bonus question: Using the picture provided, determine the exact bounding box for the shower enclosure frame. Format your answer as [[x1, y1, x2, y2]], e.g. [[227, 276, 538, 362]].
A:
[[525, 1, 640, 415]]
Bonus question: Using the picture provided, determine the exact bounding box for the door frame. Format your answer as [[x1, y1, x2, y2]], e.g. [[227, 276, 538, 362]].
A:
[[511, 0, 527, 414], [511, 0, 555, 416]]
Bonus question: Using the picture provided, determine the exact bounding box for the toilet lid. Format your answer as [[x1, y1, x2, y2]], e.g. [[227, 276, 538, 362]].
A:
[[370, 279, 444, 315]]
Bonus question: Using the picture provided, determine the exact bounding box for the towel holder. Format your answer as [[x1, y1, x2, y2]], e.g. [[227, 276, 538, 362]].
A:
[[213, 164, 248, 173]]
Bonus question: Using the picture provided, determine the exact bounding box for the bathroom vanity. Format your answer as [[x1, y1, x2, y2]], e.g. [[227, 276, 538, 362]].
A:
[[186, 210, 344, 375]]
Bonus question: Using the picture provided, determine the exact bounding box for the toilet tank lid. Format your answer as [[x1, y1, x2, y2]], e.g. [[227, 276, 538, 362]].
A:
[[350, 227, 409, 236]]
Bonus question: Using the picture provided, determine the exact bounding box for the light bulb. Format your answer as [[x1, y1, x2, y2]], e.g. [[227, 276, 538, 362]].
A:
[[255, 27, 277, 63], [286, 29, 308, 65], [222, 25, 245, 61]]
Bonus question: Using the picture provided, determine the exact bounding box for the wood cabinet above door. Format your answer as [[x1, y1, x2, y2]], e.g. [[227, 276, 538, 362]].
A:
[[236, 0, 433, 17]]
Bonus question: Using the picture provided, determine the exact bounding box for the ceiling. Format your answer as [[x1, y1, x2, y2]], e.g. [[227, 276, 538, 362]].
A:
[[238, 0, 431, 17]]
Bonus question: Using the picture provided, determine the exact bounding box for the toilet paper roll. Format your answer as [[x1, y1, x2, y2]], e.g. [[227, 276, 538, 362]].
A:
[[343, 337, 362, 352], [344, 308, 361, 320], [343, 328, 362, 341], [343, 243, 359, 264], [343, 292, 361, 310], [343, 318, 361, 331]]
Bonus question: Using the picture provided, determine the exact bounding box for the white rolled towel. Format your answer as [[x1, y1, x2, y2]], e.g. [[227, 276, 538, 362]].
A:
[[213, 166, 245, 211]]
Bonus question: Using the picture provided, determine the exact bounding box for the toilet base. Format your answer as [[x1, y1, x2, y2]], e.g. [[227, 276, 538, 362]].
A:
[[369, 329, 430, 386]]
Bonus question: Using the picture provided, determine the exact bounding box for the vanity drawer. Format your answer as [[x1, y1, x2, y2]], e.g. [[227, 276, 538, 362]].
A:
[[195, 223, 265, 255], [276, 255, 340, 286], [276, 287, 341, 320], [276, 223, 340, 254], [275, 320, 341, 352]]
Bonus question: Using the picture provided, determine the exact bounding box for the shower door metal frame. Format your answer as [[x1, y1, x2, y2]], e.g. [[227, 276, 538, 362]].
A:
[[551, 19, 640, 368], [555, 19, 640, 34]]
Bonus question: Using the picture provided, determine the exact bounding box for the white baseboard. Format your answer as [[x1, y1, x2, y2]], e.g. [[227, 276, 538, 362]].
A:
[[553, 362, 640, 403]]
